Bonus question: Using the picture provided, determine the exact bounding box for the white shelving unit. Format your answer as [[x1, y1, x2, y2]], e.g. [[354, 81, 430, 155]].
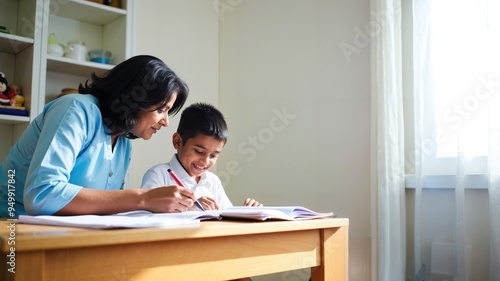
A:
[[0, 0, 42, 141], [0, 33, 33, 54], [40, 0, 134, 110], [0, 0, 134, 159]]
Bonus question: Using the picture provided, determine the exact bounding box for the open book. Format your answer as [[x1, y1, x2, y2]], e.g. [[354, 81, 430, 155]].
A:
[[218, 206, 335, 221], [18, 206, 335, 229], [121, 206, 335, 221]]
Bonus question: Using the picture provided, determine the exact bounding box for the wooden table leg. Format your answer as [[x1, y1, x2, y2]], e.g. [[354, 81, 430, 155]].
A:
[[311, 226, 349, 281]]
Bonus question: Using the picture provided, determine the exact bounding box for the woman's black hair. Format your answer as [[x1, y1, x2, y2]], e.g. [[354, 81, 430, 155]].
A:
[[78, 55, 188, 138], [177, 102, 228, 144]]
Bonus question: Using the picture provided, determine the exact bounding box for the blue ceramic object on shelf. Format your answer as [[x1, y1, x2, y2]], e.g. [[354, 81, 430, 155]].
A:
[[89, 49, 112, 64]]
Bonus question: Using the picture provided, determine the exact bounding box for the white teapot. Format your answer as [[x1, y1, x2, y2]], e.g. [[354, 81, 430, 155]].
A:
[[63, 40, 87, 61]]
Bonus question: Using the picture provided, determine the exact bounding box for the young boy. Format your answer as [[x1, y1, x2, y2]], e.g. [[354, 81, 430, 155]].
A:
[[141, 102, 262, 211]]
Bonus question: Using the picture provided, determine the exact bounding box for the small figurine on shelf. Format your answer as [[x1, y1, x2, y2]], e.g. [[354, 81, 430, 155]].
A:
[[0, 73, 28, 116], [0, 72, 14, 106], [9, 84, 24, 107]]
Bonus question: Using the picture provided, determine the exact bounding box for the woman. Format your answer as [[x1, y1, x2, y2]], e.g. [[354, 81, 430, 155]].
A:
[[0, 55, 196, 217]]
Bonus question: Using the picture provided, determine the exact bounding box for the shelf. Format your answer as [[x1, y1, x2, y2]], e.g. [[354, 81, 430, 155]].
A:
[[0, 114, 30, 124], [46, 55, 114, 77], [0, 33, 34, 54], [50, 0, 127, 25]]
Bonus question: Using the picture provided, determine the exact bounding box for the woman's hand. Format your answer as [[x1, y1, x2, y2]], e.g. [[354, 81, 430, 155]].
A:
[[243, 198, 263, 207], [140, 185, 195, 213], [194, 196, 220, 210]]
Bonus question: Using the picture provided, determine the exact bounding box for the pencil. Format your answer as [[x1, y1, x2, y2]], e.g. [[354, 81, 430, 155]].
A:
[[167, 168, 205, 211]]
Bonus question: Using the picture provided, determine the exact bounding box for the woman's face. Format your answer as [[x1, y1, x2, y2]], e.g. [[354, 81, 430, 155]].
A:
[[131, 93, 177, 140], [0, 82, 6, 93]]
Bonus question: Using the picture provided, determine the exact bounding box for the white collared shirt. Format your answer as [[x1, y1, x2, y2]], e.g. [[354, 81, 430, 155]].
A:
[[141, 154, 233, 209]]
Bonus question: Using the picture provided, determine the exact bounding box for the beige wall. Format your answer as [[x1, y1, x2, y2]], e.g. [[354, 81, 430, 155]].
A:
[[133, 1, 371, 280], [131, 0, 219, 186]]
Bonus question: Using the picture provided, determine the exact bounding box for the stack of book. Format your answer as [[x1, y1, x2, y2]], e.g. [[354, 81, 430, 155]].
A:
[[0, 105, 28, 116]]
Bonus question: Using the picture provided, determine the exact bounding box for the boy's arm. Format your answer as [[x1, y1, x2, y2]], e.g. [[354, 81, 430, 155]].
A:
[[195, 196, 220, 210]]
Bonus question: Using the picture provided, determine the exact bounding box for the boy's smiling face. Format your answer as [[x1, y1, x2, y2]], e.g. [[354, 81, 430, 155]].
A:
[[173, 132, 225, 181]]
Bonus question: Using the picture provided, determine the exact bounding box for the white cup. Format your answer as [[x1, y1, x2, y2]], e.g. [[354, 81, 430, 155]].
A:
[[47, 44, 64, 57]]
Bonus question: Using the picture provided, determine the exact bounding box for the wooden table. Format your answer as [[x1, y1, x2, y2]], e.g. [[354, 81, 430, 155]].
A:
[[0, 218, 348, 281]]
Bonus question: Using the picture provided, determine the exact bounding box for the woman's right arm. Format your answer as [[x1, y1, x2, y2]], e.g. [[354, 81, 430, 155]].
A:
[[56, 185, 196, 215]]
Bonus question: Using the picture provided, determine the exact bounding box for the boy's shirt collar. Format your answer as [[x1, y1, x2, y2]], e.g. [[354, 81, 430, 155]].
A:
[[169, 154, 207, 185]]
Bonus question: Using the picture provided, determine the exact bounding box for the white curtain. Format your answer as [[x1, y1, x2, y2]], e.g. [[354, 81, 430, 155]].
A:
[[373, 0, 500, 280], [370, 0, 406, 280], [489, 107, 500, 281], [412, 1, 500, 281]]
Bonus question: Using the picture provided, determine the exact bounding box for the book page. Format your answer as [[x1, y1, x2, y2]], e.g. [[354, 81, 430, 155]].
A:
[[18, 213, 202, 229], [221, 206, 335, 221], [116, 210, 221, 221]]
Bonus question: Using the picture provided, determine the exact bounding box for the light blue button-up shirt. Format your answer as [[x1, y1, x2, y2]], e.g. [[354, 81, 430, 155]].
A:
[[0, 94, 131, 217]]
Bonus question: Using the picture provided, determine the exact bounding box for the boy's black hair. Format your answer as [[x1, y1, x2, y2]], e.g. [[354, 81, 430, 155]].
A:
[[78, 55, 188, 138], [177, 103, 228, 144]]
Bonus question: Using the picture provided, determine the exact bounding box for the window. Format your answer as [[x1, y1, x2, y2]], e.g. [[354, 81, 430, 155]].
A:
[[404, 0, 500, 186]]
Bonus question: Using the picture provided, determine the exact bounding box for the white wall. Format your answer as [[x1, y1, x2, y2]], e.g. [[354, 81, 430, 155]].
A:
[[134, 1, 371, 280], [218, 1, 371, 280], [131, 0, 219, 186], [0, 125, 13, 161], [218, 0, 370, 230]]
